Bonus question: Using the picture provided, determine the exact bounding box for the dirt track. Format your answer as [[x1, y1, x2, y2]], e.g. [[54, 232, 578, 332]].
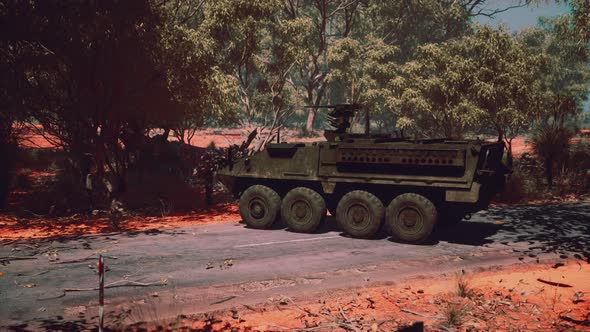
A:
[[1, 201, 589, 330]]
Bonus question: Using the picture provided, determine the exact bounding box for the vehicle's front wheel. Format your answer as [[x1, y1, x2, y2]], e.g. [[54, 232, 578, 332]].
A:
[[239, 185, 281, 229], [281, 187, 326, 233], [387, 193, 437, 244], [336, 190, 384, 239]]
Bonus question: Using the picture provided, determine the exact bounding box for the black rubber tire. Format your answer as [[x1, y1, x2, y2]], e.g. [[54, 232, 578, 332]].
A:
[[387, 193, 437, 244], [335, 190, 384, 239], [239, 185, 281, 229], [281, 187, 327, 233]]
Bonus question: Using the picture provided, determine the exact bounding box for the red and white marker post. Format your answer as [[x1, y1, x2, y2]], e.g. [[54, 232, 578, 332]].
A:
[[98, 255, 104, 332]]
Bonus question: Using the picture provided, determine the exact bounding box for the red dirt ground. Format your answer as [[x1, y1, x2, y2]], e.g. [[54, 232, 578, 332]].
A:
[[131, 262, 590, 331], [509, 137, 531, 155], [0, 203, 241, 241], [16, 127, 325, 150]]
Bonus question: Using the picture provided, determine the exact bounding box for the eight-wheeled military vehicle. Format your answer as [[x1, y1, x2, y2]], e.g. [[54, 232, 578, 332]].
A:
[[218, 104, 510, 243]]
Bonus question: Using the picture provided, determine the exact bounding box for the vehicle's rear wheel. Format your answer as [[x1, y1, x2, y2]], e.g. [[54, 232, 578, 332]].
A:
[[239, 185, 281, 229], [336, 190, 384, 239], [387, 193, 437, 244], [281, 187, 326, 233]]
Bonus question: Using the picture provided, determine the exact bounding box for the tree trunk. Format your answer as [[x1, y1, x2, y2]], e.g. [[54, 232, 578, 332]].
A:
[[505, 138, 514, 169], [545, 156, 553, 189], [305, 109, 317, 133], [205, 181, 213, 206]]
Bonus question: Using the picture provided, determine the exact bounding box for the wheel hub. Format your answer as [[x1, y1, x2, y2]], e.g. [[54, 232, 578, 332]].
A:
[[293, 200, 309, 219], [399, 208, 421, 228], [349, 205, 368, 225], [250, 200, 265, 219]]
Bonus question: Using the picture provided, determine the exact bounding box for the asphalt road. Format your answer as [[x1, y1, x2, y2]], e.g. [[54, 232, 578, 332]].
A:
[[1, 201, 589, 330]]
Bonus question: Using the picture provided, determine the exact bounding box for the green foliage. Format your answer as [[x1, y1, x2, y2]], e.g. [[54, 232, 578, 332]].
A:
[[499, 141, 590, 203], [0, 0, 234, 203], [393, 41, 482, 138], [532, 125, 573, 163], [328, 36, 399, 104], [532, 124, 574, 187], [388, 26, 543, 140], [537, 16, 588, 125], [198, 0, 283, 123], [366, 0, 469, 61]]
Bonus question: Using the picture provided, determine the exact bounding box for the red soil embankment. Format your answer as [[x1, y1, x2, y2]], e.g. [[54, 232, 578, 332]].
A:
[[181, 262, 590, 331]]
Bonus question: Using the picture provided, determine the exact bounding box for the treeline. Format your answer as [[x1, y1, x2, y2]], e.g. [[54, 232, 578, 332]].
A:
[[1, 0, 589, 209]]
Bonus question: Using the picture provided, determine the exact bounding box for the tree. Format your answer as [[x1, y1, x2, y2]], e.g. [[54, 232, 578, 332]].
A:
[[327, 36, 399, 130], [390, 41, 480, 139], [366, 0, 469, 62], [550, 0, 590, 57], [0, 24, 27, 208], [461, 26, 544, 166], [0, 93, 17, 208], [536, 16, 589, 127], [284, 0, 363, 133], [251, 14, 311, 148], [0, 0, 225, 207], [198, 0, 281, 124], [196, 0, 311, 147], [520, 11, 589, 187], [172, 67, 239, 144], [384, 26, 544, 165], [531, 125, 574, 188]]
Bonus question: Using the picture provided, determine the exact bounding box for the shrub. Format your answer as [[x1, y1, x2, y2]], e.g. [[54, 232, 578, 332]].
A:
[[500, 171, 529, 203], [0, 123, 16, 208], [14, 169, 33, 190], [569, 141, 590, 173], [0, 144, 16, 208], [531, 125, 574, 188], [456, 271, 473, 298], [443, 304, 469, 327]]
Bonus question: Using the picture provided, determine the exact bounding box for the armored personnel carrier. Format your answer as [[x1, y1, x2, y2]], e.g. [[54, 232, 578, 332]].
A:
[[218, 104, 509, 243]]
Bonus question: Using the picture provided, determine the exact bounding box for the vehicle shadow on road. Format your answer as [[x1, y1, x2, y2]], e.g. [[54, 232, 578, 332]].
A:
[[242, 216, 390, 240], [435, 202, 590, 262], [433, 222, 501, 246]]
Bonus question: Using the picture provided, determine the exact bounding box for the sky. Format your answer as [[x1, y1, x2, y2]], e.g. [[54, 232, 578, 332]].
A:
[[474, 0, 569, 31]]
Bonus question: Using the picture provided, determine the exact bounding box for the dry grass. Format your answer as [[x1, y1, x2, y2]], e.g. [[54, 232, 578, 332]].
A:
[[456, 271, 472, 298], [443, 304, 469, 328]]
